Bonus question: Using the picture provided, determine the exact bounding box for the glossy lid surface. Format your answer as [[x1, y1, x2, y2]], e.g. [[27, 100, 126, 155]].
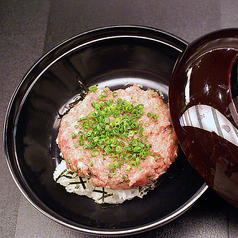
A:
[[170, 29, 238, 207]]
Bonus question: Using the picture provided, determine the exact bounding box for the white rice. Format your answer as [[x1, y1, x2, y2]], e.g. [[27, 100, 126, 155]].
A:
[[53, 160, 156, 204]]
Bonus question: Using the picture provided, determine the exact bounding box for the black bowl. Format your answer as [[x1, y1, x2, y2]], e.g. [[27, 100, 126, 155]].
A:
[[4, 26, 207, 236]]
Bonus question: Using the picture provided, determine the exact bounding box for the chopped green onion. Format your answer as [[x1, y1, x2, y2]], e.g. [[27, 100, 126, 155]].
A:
[[130, 161, 136, 166], [115, 146, 122, 153], [104, 117, 110, 124], [126, 165, 131, 171], [71, 94, 157, 171], [143, 131, 149, 136], [113, 118, 121, 126], [152, 115, 157, 121], [138, 126, 143, 136], [91, 148, 99, 157], [112, 92, 118, 97], [77, 116, 88, 122], [89, 85, 98, 92], [169, 125, 173, 134], [101, 90, 109, 97], [114, 161, 120, 168], [97, 95, 103, 101], [109, 164, 115, 169]]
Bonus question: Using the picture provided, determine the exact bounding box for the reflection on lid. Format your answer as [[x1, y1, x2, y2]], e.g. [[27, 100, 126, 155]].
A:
[[180, 104, 238, 205], [180, 104, 238, 147]]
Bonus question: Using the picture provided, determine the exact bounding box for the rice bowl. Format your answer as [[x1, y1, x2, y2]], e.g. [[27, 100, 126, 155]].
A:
[[4, 26, 208, 235]]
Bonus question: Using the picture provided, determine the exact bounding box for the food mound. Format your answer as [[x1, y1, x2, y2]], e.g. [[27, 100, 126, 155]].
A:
[[54, 85, 178, 203]]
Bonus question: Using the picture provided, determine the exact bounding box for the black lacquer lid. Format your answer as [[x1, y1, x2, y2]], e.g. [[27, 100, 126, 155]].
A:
[[170, 28, 238, 207]]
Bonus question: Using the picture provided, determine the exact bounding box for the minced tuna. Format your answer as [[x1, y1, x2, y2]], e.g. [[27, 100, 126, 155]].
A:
[[57, 85, 178, 192]]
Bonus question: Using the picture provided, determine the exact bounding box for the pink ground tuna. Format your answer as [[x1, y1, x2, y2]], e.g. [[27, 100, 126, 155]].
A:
[[57, 85, 178, 191]]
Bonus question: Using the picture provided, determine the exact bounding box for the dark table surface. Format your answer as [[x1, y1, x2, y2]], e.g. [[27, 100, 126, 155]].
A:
[[1, 1, 238, 237]]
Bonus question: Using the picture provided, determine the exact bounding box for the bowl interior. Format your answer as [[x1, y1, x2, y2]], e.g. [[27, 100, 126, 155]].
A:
[[5, 27, 207, 235]]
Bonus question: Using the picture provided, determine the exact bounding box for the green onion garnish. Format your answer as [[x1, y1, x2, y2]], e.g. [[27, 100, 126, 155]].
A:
[[101, 90, 108, 97], [126, 165, 131, 171], [89, 85, 98, 92], [91, 148, 99, 157], [71, 93, 155, 172], [112, 92, 118, 97], [109, 164, 115, 169]]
